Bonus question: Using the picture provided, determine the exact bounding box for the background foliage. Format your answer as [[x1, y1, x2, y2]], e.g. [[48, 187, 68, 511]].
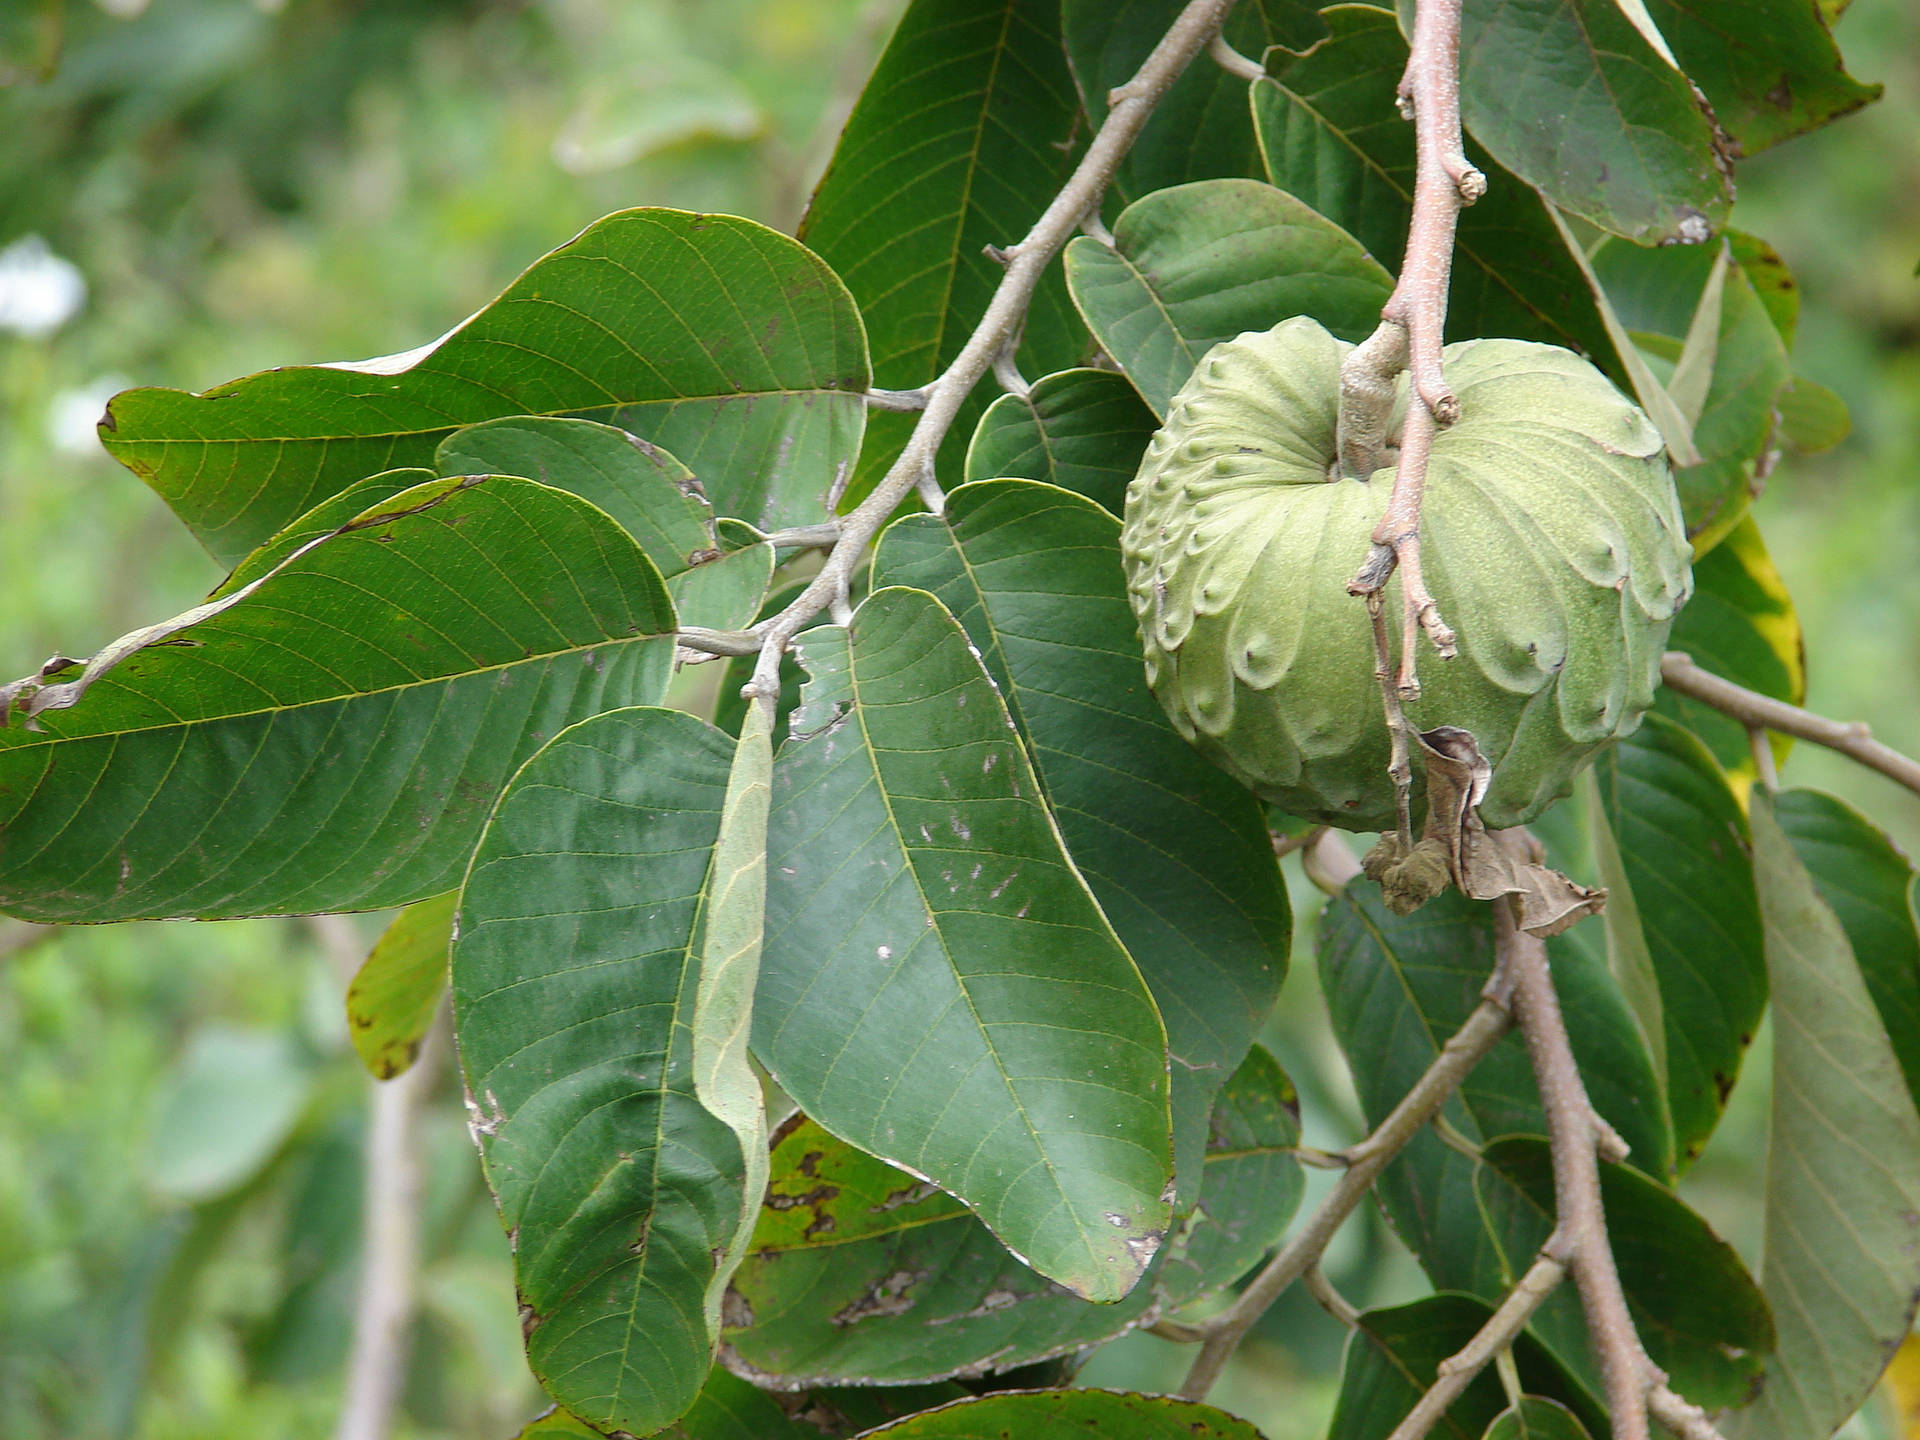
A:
[[0, 1, 1916, 1437]]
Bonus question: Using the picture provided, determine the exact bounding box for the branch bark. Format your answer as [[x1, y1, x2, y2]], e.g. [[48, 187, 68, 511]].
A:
[[1385, 1251, 1568, 1440], [1178, 965, 1515, 1399], [312, 915, 435, 1440], [1661, 651, 1920, 798], [1499, 888, 1652, 1440], [740, 0, 1241, 700]]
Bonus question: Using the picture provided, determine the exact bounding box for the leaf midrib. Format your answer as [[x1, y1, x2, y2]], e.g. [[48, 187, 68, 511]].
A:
[[1, 630, 666, 753], [113, 387, 864, 452]]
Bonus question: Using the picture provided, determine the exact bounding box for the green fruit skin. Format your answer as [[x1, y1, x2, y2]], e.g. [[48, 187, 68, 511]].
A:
[[1120, 317, 1692, 832]]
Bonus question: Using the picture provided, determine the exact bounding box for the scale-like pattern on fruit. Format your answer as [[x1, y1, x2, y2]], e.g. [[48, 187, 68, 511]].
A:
[[1120, 317, 1692, 831]]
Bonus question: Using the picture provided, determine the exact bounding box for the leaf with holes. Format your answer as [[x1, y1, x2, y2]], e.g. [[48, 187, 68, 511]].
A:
[[101, 209, 868, 563], [0, 476, 675, 921], [755, 587, 1173, 1304], [721, 1045, 1301, 1386]]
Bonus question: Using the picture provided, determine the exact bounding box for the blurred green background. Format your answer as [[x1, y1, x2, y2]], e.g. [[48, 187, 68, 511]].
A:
[[0, 2, 1913, 1437]]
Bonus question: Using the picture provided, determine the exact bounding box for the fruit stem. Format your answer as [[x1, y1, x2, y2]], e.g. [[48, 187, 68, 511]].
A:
[[1367, 590, 1416, 849]]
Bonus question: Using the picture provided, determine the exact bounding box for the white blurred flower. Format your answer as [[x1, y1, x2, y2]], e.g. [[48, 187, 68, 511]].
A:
[[48, 376, 131, 456], [0, 236, 86, 339]]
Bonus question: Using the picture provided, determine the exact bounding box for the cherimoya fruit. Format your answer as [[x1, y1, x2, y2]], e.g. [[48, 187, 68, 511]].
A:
[[1120, 316, 1693, 831]]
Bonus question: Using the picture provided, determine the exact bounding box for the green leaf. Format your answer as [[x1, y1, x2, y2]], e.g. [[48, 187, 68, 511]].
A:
[[101, 209, 870, 563], [215, 468, 439, 593], [438, 420, 777, 633], [1773, 788, 1920, 1112], [345, 892, 454, 1079], [513, 1408, 605, 1439], [872, 479, 1289, 1202], [1593, 241, 1792, 550], [1329, 1296, 1604, 1440], [1728, 796, 1920, 1440], [800, 0, 1086, 501], [1592, 714, 1765, 1167], [1641, 0, 1881, 156], [964, 369, 1158, 516], [514, 1367, 816, 1440], [144, 1024, 312, 1203], [1064, 178, 1393, 417], [673, 520, 776, 635], [1775, 376, 1851, 454], [1483, 1398, 1594, 1440], [454, 706, 751, 1437], [436, 417, 714, 570], [693, 699, 775, 1292], [1656, 514, 1806, 779], [849, 1389, 1267, 1439], [713, 580, 809, 744], [1437, 0, 1732, 243], [1727, 231, 1800, 349], [0, 476, 676, 921], [1476, 1137, 1772, 1409], [722, 1046, 1302, 1385], [756, 587, 1173, 1303], [1062, 0, 1322, 201], [1318, 886, 1669, 1283], [1252, 5, 1618, 372]]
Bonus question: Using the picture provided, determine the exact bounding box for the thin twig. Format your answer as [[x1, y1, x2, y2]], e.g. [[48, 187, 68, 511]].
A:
[[1340, 0, 1480, 696], [1385, 1251, 1568, 1440], [1649, 1383, 1731, 1440], [1368, 589, 1416, 844], [1302, 828, 1363, 894], [1498, 887, 1650, 1440], [1207, 31, 1265, 83], [743, 0, 1242, 700], [1271, 826, 1325, 859], [757, 522, 842, 550], [1305, 1263, 1363, 1328], [1178, 969, 1515, 1399], [1149, 1316, 1210, 1344], [1662, 651, 1920, 799], [676, 627, 764, 658], [864, 386, 933, 412], [1293, 1145, 1350, 1170]]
